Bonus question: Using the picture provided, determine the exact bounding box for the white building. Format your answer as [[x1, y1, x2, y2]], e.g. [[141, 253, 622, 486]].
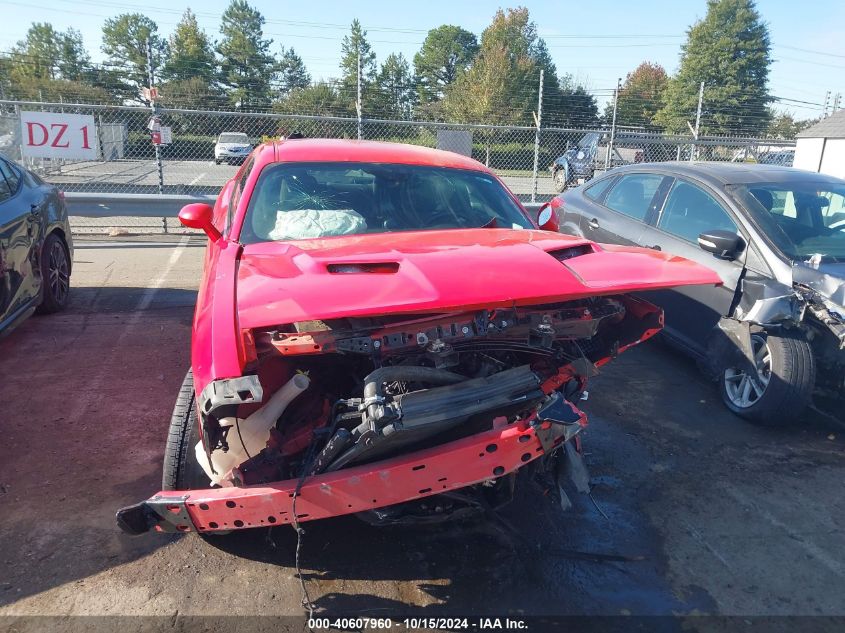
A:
[[793, 110, 845, 179]]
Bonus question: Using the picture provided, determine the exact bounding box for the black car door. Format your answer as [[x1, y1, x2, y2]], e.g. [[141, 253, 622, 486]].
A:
[[0, 158, 39, 323], [580, 172, 669, 246], [638, 177, 747, 355]]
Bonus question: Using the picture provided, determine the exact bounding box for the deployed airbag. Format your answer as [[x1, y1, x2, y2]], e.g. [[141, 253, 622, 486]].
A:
[[268, 208, 367, 240]]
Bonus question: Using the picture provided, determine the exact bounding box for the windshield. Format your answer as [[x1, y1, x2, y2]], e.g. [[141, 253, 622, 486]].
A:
[[218, 133, 249, 144], [578, 133, 600, 149], [240, 162, 533, 244], [728, 179, 845, 262]]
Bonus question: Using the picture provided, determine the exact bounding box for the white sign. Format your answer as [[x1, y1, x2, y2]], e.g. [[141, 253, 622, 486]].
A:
[[159, 126, 172, 145], [20, 111, 97, 160]]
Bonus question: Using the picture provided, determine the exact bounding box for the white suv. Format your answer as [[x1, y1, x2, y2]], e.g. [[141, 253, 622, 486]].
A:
[[214, 132, 252, 165]]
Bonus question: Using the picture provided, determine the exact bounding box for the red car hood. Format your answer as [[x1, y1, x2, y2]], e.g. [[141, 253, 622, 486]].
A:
[[236, 229, 720, 329]]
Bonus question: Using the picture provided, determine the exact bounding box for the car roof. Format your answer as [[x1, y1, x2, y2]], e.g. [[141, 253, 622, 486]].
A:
[[609, 161, 843, 186], [264, 138, 491, 173]]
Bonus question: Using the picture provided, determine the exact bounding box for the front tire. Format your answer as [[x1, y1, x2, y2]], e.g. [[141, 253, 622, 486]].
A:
[[719, 330, 814, 425], [162, 369, 210, 490], [36, 232, 70, 314], [553, 169, 567, 192]]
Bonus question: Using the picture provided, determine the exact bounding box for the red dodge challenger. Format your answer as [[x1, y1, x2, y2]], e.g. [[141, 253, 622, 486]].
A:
[[117, 139, 719, 535]]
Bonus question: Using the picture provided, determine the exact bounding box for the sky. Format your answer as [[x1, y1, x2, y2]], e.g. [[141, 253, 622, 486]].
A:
[[0, 0, 842, 118]]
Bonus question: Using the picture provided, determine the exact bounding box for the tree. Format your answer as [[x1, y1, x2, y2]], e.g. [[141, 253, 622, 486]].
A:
[[372, 53, 415, 119], [545, 75, 599, 128], [101, 14, 166, 100], [413, 25, 478, 106], [217, 0, 276, 109], [275, 82, 345, 116], [766, 110, 816, 139], [162, 9, 216, 84], [604, 62, 668, 129], [655, 0, 772, 135], [5, 23, 103, 103], [339, 19, 376, 112], [442, 8, 544, 126], [277, 47, 310, 96], [57, 29, 91, 82]]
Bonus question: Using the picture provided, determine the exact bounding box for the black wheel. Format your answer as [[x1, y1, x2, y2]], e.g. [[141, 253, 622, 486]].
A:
[[162, 369, 210, 490], [719, 330, 814, 425], [553, 169, 567, 192], [36, 233, 70, 314], [214, 159, 222, 165]]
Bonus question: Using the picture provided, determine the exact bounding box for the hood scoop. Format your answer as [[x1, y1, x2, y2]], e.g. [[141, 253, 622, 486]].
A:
[[546, 244, 596, 262], [327, 262, 400, 274]]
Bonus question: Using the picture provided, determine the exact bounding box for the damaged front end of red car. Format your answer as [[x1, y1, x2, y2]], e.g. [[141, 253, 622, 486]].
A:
[[117, 291, 666, 535]]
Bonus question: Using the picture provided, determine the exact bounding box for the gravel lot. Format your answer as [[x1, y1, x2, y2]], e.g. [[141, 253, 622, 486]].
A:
[[0, 235, 843, 629]]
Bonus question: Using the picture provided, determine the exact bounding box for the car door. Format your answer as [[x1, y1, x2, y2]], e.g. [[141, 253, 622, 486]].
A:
[[0, 158, 41, 323], [581, 172, 670, 246], [638, 177, 747, 355]]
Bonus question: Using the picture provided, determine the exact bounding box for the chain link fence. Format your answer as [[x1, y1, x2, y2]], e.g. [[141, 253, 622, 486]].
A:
[[1, 99, 796, 205]]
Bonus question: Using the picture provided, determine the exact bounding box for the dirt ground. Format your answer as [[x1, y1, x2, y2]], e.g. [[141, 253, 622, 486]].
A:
[[1, 234, 844, 629]]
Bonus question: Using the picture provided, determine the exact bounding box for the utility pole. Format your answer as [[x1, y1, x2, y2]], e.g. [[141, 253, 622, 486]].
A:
[[822, 91, 831, 118], [531, 69, 544, 203], [690, 81, 704, 162], [833, 93, 842, 113], [356, 51, 363, 140], [605, 77, 621, 170]]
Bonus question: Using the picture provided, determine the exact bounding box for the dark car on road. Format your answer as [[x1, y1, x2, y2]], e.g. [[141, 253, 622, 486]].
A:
[[0, 156, 73, 336], [553, 162, 845, 423]]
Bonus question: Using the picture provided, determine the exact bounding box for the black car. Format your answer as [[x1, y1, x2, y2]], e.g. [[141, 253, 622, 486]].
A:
[[0, 156, 73, 336], [554, 162, 845, 423]]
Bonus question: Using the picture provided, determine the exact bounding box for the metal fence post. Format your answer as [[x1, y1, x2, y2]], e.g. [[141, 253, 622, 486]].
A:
[[531, 69, 544, 203], [691, 81, 704, 161], [356, 52, 363, 140], [605, 77, 621, 170], [146, 38, 166, 232]]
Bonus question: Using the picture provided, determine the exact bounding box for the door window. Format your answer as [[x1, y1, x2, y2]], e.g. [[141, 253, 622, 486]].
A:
[[658, 180, 738, 243], [604, 174, 664, 221], [584, 176, 615, 201]]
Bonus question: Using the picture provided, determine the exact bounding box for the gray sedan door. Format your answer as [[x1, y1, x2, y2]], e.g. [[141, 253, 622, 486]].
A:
[[638, 178, 747, 354], [581, 172, 668, 246]]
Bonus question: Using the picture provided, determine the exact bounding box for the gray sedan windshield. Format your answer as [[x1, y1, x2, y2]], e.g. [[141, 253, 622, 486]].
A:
[[728, 180, 845, 262]]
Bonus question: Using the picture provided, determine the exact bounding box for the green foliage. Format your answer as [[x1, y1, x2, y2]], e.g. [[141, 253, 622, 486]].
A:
[[277, 47, 311, 96], [546, 75, 599, 128], [413, 25, 478, 107], [655, 0, 772, 135], [604, 62, 668, 129], [340, 18, 377, 103], [274, 82, 346, 116], [8, 23, 92, 84], [101, 14, 166, 100], [162, 9, 216, 85], [442, 8, 541, 126], [766, 110, 816, 139], [374, 53, 415, 119], [217, 0, 276, 109]]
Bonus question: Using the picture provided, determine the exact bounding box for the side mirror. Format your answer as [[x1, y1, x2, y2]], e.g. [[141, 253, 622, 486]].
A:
[[697, 230, 744, 260], [178, 203, 222, 242], [537, 202, 559, 232]]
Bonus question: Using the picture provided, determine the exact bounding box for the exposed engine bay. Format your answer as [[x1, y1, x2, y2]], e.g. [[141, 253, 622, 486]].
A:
[[186, 294, 660, 524]]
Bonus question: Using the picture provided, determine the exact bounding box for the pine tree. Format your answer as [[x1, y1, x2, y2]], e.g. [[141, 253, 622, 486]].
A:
[[101, 14, 166, 100], [163, 9, 216, 84], [277, 47, 310, 96], [217, 0, 276, 109], [375, 53, 415, 119], [339, 19, 376, 112], [655, 0, 771, 135], [413, 25, 478, 106]]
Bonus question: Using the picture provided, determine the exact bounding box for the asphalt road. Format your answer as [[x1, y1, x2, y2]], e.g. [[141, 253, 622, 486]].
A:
[[39, 159, 557, 199], [0, 236, 844, 628]]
